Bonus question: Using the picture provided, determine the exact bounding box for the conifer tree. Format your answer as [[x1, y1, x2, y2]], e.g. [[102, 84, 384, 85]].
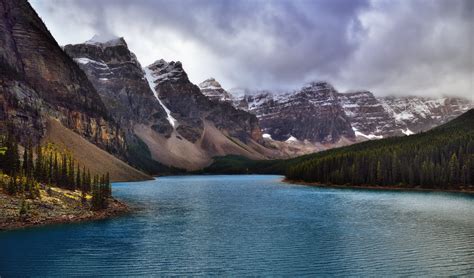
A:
[[76, 165, 82, 190], [35, 144, 43, 181]]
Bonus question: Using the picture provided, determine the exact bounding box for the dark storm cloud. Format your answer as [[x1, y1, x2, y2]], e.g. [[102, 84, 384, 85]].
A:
[[30, 0, 473, 98], [340, 0, 473, 97]]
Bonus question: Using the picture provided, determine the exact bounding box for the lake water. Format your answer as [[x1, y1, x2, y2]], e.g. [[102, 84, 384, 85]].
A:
[[1, 175, 473, 276]]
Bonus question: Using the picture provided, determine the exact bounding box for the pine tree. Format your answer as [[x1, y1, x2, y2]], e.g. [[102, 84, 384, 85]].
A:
[[53, 153, 59, 185], [4, 133, 20, 175], [48, 152, 53, 184], [35, 144, 43, 182], [27, 143, 34, 177], [68, 157, 75, 189], [82, 166, 87, 192], [76, 165, 82, 190], [448, 153, 459, 185], [22, 146, 28, 174], [7, 175, 16, 195], [376, 160, 383, 184], [61, 154, 68, 188]]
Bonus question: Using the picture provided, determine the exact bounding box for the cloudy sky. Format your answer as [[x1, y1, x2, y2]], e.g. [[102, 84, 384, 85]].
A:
[[30, 0, 473, 98]]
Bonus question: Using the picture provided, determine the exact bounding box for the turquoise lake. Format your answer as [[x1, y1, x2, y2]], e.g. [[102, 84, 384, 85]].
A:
[[1, 175, 473, 276]]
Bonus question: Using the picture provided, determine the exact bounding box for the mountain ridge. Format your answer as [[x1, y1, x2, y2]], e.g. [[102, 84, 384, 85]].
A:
[[0, 0, 127, 158], [64, 37, 284, 171], [199, 77, 472, 144]]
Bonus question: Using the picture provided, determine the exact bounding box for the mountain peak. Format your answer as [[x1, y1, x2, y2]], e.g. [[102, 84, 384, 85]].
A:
[[145, 59, 187, 85], [85, 34, 126, 47], [199, 78, 223, 90], [199, 77, 233, 103], [302, 81, 335, 91]]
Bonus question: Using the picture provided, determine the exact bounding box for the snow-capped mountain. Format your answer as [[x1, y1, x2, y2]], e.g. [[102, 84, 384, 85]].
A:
[[339, 91, 400, 138], [65, 38, 283, 170], [237, 82, 355, 143], [378, 96, 472, 134], [199, 78, 233, 103], [64, 36, 173, 137], [221, 80, 472, 143]]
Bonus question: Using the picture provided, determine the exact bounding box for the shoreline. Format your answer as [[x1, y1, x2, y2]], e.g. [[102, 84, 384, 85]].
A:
[[283, 178, 474, 195], [0, 196, 130, 232]]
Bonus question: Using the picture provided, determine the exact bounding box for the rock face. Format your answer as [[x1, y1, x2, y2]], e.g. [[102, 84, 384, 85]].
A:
[[146, 60, 263, 144], [378, 96, 473, 134], [64, 40, 273, 170], [0, 0, 124, 155], [63, 37, 172, 138], [339, 91, 399, 138], [232, 82, 472, 143], [239, 82, 355, 143], [130, 59, 286, 170]]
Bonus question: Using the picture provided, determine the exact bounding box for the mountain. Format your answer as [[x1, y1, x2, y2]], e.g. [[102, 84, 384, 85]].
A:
[[231, 82, 472, 143], [199, 78, 233, 103], [63, 36, 172, 136], [137, 59, 285, 170], [378, 96, 472, 134], [63, 37, 179, 173], [3, 0, 471, 175], [0, 0, 121, 149], [0, 0, 149, 181], [65, 35, 282, 170], [237, 82, 356, 143], [339, 91, 397, 138], [202, 109, 474, 191]]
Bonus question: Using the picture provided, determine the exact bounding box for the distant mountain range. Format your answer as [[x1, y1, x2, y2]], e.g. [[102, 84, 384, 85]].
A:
[[1, 0, 472, 178], [200, 79, 472, 143]]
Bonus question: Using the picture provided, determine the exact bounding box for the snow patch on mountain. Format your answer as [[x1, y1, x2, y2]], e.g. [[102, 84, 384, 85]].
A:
[[352, 127, 383, 140], [262, 133, 273, 140], [144, 66, 178, 128], [74, 57, 108, 68], [401, 128, 414, 136]]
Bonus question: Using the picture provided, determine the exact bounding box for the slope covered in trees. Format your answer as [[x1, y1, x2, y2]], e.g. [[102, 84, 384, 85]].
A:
[[202, 109, 474, 190], [0, 125, 113, 211], [286, 109, 473, 189]]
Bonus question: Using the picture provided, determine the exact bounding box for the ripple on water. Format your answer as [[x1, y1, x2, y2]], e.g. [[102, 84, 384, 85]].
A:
[[0, 175, 473, 276]]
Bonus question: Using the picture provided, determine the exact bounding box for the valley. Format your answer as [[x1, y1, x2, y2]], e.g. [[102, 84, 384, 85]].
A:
[[0, 0, 473, 276]]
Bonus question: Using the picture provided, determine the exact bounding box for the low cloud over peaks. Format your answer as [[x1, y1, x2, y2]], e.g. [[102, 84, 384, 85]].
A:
[[31, 0, 473, 99]]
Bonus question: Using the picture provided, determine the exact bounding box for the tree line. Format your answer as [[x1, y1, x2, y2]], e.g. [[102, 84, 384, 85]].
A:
[[0, 127, 112, 210], [286, 110, 474, 189]]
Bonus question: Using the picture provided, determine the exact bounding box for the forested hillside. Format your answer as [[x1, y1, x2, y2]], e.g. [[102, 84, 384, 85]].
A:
[[286, 109, 473, 189], [0, 127, 112, 214], [202, 109, 474, 190]]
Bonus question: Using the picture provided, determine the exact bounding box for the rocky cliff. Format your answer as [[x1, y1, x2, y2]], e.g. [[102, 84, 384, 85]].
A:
[[135, 59, 276, 169], [0, 0, 124, 155], [238, 82, 355, 143], [378, 96, 472, 134], [64, 37, 276, 170], [145, 59, 263, 144], [63, 36, 173, 139], [232, 82, 472, 143], [64, 37, 183, 172]]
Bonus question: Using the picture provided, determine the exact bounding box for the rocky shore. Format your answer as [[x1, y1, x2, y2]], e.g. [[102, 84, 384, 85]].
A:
[[0, 186, 129, 231], [284, 179, 474, 194]]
